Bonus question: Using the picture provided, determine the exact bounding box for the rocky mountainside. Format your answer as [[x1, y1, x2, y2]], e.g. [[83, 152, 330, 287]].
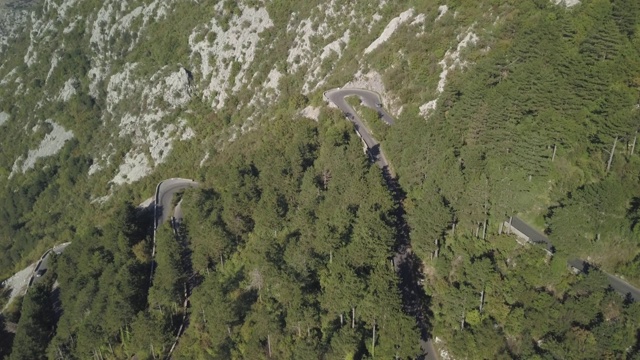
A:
[[2, 0, 640, 358], [0, 0, 498, 194]]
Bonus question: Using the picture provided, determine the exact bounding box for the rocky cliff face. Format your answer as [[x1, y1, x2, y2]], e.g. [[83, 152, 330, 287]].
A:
[[0, 0, 573, 199]]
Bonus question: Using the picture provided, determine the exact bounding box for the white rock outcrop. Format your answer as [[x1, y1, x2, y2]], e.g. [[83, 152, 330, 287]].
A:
[[0, 111, 9, 126], [107, 62, 138, 113], [300, 106, 320, 121], [111, 151, 151, 185], [287, 18, 329, 74], [88, 161, 102, 176], [1, 263, 36, 313], [0, 8, 29, 56], [45, 51, 60, 83], [9, 120, 74, 178], [436, 5, 449, 21], [58, 78, 78, 102], [551, 0, 580, 7], [142, 67, 193, 109], [265, 68, 282, 91], [189, 5, 273, 109], [364, 9, 415, 54], [420, 30, 479, 118], [302, 28, 352, 93]]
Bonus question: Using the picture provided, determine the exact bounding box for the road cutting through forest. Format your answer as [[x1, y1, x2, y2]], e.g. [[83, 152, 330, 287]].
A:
[[326, 88, 438, 360]]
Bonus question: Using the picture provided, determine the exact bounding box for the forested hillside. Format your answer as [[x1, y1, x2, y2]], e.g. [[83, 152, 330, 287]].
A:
[[1, 0, 639, 358], [7, 110, 421, 359]]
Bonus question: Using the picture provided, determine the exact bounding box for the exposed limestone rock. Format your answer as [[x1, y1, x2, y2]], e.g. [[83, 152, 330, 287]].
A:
[[551, 0, 580, 7], [265, 68, 282, 92], [436, 5, 449, 21], [300, 105, 320, 121], [420, 30, 479, 118], [111, 150, 151, 185], [189, 5, 273, 109], [45, 50, 60, 83], [107, 62, 138, 113], [58, 78, 78, 102], [142, 67, 193, 109], [364, 9, 414, 54], [9, 120, 74, 178], [0, 111, 8, 126]]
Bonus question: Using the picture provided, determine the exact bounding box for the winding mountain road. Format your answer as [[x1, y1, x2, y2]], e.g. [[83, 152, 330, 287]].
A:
[[326, 88, 438, 360], [154, 178, 199, 230], [509, 218, 640, 302], [31, 242, 71, 286], [151, 178, 199, 259], [325, 89, 392, 169], [568, 259, 640, 302]]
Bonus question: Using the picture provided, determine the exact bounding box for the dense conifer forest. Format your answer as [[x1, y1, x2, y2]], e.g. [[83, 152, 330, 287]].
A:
[[0, 0, 639, 358]]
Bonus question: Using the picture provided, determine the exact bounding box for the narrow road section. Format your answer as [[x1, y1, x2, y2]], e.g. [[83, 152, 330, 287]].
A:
[[326, 88, 438, 360], [569, 259, 640, 302], [31, 242, 71, 286], [508, 217, 640, 302], [155, 178, 199, 230], [325, 89, 391, 169], [152, 178, 199, 259]]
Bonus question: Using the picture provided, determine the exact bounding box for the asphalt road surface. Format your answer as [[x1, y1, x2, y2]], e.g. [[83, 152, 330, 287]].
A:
[[511, 218, 640, 303], [568, 259, 640, 302], [325, 88, 391, 169], [31, 242, 71, 286], [326, 88, 438, 360], [155, 178, 199, 229]]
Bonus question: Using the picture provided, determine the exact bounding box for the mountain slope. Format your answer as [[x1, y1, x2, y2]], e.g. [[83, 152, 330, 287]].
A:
[[1, 0, 640, 358]]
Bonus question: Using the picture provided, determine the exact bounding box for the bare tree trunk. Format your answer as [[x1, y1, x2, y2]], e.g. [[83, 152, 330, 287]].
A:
[[480, 289, 485, 313], [460, 309, 465, 330], [434, 248, 439, 258], [552, 144, 557, 162], [482, 219, 487, 240], [607, 136, 618, 173], [220, 255, 224, 269], [352, 307, 355, 329], [297, 323, 301, 337], [499, 222, 503, 235], [475, 223, 480, 238], [372, 319, 376, 358], [267, 334, 272, 358], [452, 221, 456, 236], [340, 313, 343, 326], [631, 132, 637, 156]]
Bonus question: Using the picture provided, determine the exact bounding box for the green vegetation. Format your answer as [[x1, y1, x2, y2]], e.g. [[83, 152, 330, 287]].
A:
[[9, 283, 56, 360], [376, 0, 640, 356], [171, 113, 421, 359], [0, 0, 639, 358], [2, 112, 421, 359]]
